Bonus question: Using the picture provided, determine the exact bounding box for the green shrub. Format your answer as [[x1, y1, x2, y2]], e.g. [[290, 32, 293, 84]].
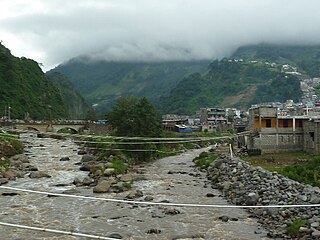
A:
[[282, 156, 320, 186], [194, 151, 218, 170], [287, 219, 307, 236], [111, 158, 128, 174]]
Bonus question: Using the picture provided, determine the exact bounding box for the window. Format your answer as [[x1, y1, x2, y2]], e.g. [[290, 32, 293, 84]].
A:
[[266, 119, 272, 128], [310, 132, 315, 141], [283, 119, 289, 128]]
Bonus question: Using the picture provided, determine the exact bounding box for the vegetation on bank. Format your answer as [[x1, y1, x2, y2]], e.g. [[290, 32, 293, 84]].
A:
[[0, 132, 24, 158], [193, 151, 218, 170], [0, 131, 24, 172], [107, 97, 163, 137], [243, 151, 320, 187]]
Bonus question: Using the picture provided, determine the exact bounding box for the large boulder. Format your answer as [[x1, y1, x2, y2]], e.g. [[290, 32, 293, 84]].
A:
[[104, 168, 115, 177], [93, 180, 112, 193], [29, 171, 51, 178]]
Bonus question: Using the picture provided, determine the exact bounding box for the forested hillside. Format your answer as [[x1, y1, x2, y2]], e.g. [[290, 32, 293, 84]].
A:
[[46, 72, 89, 119], [233, 44, 320, 77], [0, 43, 68, 120], [160, 59, 302, 114], [50, 58, 210, 113]]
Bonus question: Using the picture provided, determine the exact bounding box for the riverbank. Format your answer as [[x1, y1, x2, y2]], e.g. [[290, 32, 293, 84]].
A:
[[206, 155, 320, 239], [0, 132, 31, 185]]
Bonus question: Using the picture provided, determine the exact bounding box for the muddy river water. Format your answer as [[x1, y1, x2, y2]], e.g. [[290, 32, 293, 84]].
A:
[[0, 133, 270, 240]]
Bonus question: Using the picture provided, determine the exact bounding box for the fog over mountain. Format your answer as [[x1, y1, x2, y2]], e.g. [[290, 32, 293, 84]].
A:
[[1, 0, 320, 70]]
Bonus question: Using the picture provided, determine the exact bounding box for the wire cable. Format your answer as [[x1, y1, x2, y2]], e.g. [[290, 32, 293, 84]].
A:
[[0, 221, 118, 240], [1, 186, 319, 209]]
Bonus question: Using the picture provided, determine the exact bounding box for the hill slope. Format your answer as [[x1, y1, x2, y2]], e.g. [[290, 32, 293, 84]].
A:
[[50, 44, 319, 115], [232, 44, 320, 77], [50, 58, 210, 112], [160, 59, 302, 114], [0, 43, 68, 120], [46, 72, 89, 119]]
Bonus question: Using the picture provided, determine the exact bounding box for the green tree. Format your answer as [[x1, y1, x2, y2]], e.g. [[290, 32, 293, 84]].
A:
[[86, 108, 99, 121], [108, 97, 163, 137]]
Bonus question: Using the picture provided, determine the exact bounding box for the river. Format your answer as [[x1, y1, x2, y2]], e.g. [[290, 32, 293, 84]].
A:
[[0, 133, 270, 240]]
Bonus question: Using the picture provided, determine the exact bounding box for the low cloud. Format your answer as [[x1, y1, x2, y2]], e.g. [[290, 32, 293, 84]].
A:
[[1, 0, 320, 70]]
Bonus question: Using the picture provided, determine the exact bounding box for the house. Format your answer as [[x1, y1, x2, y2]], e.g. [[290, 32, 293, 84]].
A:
[[242, 105, 320, 154], [162, 114, 188, 131], [200, 107, 228, 132]]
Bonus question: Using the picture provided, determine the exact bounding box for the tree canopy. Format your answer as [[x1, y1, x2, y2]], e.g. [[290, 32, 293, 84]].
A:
[[108, 97, 163, 137]]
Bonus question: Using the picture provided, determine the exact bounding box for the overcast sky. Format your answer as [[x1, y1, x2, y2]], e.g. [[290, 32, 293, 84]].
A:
[[1, 0, 320, 71]]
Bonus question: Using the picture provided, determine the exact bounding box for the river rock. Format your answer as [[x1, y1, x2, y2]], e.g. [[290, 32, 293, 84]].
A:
[[108, 233, 123, 239], [312, 230, 320, 237], [26, 165, 38, 171], [104, 162, 113, 168], [163, 208, 181, 215], [78, 150, 87, 155], [219, 215, 229, 222], [60, 157, 70, 161], [82, 176, 94, 186], [126, 190, 143, 199], [104, 168, 115, 176], [81, 154, 96, 162], [79, 164, 91, 171], [93, 180, 112, 193], [10, 154, 29, 163], [63, 188, 81, 194], [144, 196, 154, 201], [246, 192, 259, 205], [29, 171, 51, 178], [73, 177, 82, 185], [0, 178, 9, 185], [3, 170, 17, 180], [120, 174, 133, 182], [146, 228, 161, 234], [204, 156, 320, 239]]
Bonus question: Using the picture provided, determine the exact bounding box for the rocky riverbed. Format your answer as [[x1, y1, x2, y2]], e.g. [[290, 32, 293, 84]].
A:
[[0, 133, 270, 239], [207, 155, 320, 239]]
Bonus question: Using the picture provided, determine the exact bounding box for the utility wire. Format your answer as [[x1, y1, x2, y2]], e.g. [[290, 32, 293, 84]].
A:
[[0, 221, 118, 240], [1, 186, 319, 209]]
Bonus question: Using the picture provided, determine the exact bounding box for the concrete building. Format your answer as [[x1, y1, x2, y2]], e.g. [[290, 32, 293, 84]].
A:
[[200, 107, 228, 132], [244, 105, 320, 154]]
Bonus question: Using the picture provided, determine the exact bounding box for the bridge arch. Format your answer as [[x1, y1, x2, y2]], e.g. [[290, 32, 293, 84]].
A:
[[57, 127, 78, 134]]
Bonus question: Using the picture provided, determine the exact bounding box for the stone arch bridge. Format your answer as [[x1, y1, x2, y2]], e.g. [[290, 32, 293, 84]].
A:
[[13, 122, 88, 133]]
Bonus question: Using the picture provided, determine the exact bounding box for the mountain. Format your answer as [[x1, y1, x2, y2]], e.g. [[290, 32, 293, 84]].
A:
[[232, 44, 320, 77], [46, 72, 89, 119], [50, 44, 319, 115], [49, 58, 210, 113], [0, 43, 68, 120], [160, 59, 302, 114]]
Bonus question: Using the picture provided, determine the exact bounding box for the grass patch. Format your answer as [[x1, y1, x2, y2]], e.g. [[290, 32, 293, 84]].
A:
[[287, 219, 307, 236], [0, 158, 10, 171], [111, 158, 128, 174], [242, 151, 320, 186], [281, 156, 320, 187], [194, 151, 218, 170], [242, 151, 313, 173]]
